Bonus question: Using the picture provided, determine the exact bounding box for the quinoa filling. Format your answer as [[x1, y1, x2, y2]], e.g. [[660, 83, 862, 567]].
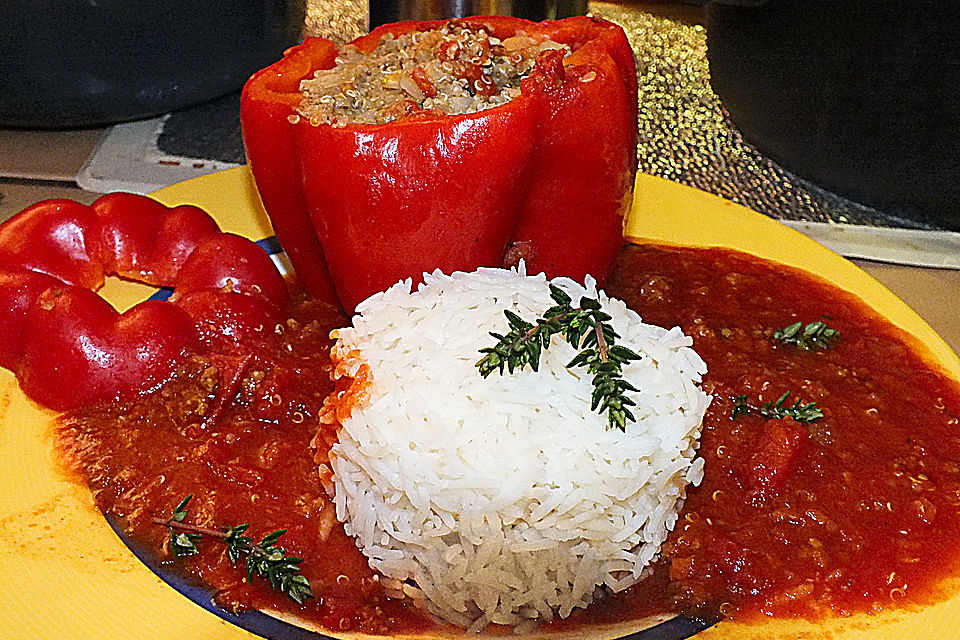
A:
[[297, 21, 570, 126]]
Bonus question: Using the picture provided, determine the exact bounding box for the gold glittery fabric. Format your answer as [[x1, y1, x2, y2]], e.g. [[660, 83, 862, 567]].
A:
[[304, 0, 931, 229]]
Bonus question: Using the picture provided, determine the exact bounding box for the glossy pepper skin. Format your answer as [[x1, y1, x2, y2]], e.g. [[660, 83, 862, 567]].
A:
[[0, 193, 287, 411], [241, 16, 637, 312]]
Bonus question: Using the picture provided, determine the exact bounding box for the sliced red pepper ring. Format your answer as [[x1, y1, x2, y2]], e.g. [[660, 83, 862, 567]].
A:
[[0, 193, 287, 411], [93, 192, 222, 285], [241, 16, 638, 313], [17, 288, 197, 411]]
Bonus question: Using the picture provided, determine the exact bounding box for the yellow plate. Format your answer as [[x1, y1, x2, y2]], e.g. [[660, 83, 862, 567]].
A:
[[1, 166, 958, 640]]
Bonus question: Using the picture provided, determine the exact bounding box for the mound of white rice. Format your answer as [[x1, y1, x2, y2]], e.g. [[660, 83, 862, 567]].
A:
[[318, 266, 710, 632]]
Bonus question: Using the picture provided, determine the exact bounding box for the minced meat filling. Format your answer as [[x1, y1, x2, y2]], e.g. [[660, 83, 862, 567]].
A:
[[297, 21, 569, 126]]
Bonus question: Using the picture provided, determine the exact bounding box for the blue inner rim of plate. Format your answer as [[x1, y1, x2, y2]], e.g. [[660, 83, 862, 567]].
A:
[[129, 234, 716, 640]]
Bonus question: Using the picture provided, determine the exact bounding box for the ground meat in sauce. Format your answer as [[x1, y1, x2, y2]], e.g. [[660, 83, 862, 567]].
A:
[[54, 244, 960, 635]]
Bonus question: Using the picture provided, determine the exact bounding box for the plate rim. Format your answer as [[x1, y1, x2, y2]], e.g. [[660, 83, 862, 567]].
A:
[[1, 166, 958, 640]]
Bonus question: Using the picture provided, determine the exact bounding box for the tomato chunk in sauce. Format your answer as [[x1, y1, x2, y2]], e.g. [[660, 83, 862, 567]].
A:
[[55, 244, 960, 635]]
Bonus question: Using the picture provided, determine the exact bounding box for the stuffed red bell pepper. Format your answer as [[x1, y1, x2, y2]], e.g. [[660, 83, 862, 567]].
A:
[[241, 16, 637, 312]]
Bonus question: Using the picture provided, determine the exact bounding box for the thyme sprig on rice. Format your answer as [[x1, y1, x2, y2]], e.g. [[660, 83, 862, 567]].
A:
[[477, 284, 641, 430]]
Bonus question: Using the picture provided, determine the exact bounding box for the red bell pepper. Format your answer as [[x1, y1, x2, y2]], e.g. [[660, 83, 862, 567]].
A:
[[0, 193, 287, 411], [241, 16, 637, 312]]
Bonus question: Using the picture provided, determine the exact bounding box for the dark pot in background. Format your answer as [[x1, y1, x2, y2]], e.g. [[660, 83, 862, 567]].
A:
[[0, 0, 305, 128], [706, 0, 960, 229], [369, 0, 587, 28]]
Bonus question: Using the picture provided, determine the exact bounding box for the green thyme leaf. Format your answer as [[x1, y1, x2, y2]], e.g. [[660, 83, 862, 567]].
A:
[[168, 494, 200, 557], [477, 285, 641, 430], [773, 320, 839, 351]]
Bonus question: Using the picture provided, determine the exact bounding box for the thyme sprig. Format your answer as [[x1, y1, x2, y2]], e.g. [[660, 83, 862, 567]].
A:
[[153, 495, 314, 604], [773, 320, 839, 351], [477, 285, 641, 430], [731, 391, 824, 423]]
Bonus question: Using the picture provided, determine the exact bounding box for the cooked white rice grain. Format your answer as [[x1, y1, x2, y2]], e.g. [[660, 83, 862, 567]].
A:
[[320, 265, 710, 631]]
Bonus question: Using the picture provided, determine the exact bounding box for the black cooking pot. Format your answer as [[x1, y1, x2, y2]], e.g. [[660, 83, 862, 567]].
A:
[[0, 0, 305, 128], [369, 0, 587, 27], [706, 0, 960, 228]]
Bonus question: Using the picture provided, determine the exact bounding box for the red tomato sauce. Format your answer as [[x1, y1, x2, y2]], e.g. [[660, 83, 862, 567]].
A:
[[54, 243, 960, 634], [602, 244, 960, 621]]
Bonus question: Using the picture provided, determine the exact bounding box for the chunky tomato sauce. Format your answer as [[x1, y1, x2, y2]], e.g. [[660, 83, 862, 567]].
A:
[[55, 244, 960, 635], [603, 244, 960, 621]]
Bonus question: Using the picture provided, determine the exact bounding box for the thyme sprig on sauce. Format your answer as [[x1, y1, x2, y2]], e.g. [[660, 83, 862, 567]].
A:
[[731, 391, 824, 423], [477, 285, 641, 430], [773, 320, 839, 351], [153, 495, 314, 604]]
